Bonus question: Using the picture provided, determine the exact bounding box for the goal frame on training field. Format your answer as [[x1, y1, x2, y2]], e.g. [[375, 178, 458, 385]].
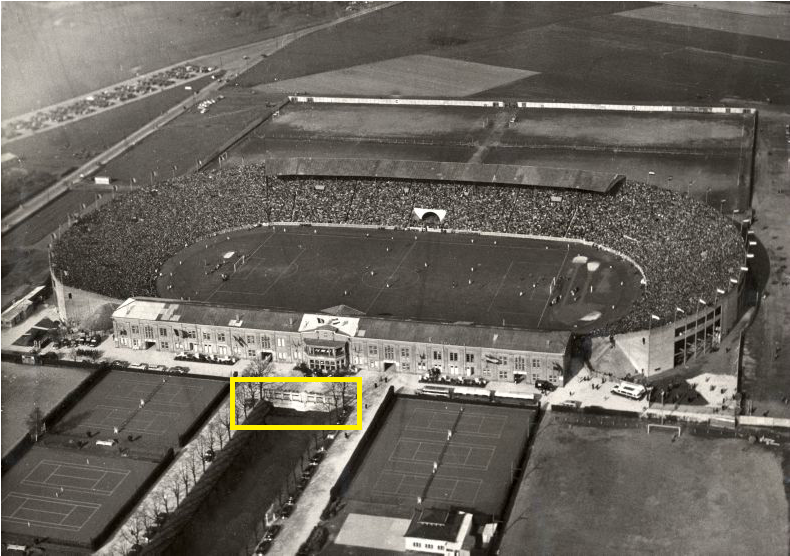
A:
[[647, 423, 681, 436]]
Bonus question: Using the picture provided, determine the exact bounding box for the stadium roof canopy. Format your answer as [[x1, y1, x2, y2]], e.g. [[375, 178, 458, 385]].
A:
[[265, 157, 624, 193]]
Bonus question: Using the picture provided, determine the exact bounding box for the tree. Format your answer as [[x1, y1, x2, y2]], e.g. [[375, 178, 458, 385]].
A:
[[123, 511, 147, 547], [26, 406, 45, 442], [178, 460, 191, 497], [153, 486, 170, 514], [219, 402, 235, 440], [187, 445, 201, 482], [167, 475, 183, 506], [209, 420, 223, 450], [234, 383, 249, 420], [195, 434, 209, 472], [245, 358, 275, 398]]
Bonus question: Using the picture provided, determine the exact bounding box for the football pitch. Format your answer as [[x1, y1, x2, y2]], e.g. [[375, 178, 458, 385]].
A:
[[500, 414, 789, 555], [159, 225, 641, 331]]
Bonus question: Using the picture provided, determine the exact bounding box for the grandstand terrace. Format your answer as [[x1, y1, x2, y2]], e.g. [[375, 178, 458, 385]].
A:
[[265, 157, 624, 192], [51, 163, 744, 338]]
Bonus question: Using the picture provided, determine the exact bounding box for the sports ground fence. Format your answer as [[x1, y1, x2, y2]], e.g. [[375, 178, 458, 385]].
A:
[[288, 95, 756, 115]]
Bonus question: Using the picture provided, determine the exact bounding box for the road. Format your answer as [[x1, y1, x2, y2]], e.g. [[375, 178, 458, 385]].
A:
[[0, 1, 399, 236]]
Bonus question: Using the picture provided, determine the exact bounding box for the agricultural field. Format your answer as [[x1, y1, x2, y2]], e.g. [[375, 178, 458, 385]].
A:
[[1, 1, 349, 118], [254, 54, 538, 97], [229, 101, 754, 211], [0, 76, 215, 215], [98, 88, 281, 184], [240, 2, 790, 105], [500, 413, 788, 555]]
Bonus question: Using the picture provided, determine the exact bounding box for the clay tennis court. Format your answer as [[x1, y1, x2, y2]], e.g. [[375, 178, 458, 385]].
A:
[[53, 370, 226, 454], [159, 225, 641, 332], [1, 446, 158, 548], [344, 396, 534, 516]]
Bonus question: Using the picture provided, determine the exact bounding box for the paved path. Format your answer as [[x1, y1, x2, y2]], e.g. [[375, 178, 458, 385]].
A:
[[265, 369, 407, 556]]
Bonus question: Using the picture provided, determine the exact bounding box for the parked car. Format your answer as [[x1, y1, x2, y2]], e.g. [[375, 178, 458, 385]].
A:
[[169, 366, 190, 374], [535, 379, 557, 392], [309, 451, 326, 464], [302, 467, 316, 480], [128, 363, 148, 371], [148, 364, 168, 372], [263, 524, 281, 540], [203, 448, 216, 462], [280, 497, 296, 518], [110, 360, 129, 369], [254, 539, 272, 554]]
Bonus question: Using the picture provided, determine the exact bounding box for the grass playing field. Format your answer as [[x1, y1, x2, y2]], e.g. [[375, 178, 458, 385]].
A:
[[158, 225, 642, 332], [1, 363, 93, 458], [52, 370, 226, 455], [1, 445, 159, 549], [343, 396, 535, 517], [228, 100, 754, 212], [500, 413, 789, 555]]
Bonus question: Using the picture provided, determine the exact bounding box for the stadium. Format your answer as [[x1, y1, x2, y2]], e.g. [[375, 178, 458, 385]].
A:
[[49, 98, 749, 381]]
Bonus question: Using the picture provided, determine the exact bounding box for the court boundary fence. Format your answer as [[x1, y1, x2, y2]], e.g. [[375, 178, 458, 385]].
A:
[[326, 385, 396, 505], [1, 361, 109, 474]]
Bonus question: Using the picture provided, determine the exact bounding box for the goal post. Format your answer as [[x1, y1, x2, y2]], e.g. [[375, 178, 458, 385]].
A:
[[647, 423, 681, 436]]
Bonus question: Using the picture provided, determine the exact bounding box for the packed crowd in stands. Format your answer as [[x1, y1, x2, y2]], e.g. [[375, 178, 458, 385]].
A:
[[2, 64, 214, 139], [52, 164, 744, 335]]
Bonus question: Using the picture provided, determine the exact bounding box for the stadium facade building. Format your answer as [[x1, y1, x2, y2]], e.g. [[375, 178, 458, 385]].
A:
[[111, 298, 571, 384]]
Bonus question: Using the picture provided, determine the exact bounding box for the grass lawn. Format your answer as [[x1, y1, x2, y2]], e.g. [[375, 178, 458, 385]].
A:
[[1, 363, 92, 457], [500, 413, 789, 555]]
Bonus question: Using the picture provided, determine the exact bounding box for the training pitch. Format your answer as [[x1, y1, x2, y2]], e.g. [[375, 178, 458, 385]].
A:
[[343, 396, 534, 516], [1, 445, 159, 548], [159, 226, 641, 331], [500, 414, 789, 555], [52, 370, 226, 455]]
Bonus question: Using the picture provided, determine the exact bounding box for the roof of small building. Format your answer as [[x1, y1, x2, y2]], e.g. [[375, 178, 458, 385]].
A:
[[112, 297, 302, 333], [404, 508, 467, 542], [357, 317, 569, 354]]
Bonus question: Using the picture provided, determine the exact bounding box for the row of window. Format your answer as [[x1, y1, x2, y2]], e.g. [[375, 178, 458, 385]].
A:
[[124, 324, 290, 349], [121, 323, 555, 372]]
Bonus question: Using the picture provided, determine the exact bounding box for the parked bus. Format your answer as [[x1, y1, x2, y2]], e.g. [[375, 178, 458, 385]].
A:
[[611, 381, 646, 400], [417, 384, 453, 398]]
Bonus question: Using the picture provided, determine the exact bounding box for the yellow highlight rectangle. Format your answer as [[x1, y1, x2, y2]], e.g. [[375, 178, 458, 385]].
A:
[[230, 377, 362, 430]]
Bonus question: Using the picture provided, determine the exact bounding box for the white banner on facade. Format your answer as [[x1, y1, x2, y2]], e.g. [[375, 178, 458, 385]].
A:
[[299, 314, 360, 337]]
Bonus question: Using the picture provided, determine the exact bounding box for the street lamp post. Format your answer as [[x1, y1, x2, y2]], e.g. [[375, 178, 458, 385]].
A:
[[675, 307, 686, 365], [698, 298, 708, 355], [648, 314, 660, 376]]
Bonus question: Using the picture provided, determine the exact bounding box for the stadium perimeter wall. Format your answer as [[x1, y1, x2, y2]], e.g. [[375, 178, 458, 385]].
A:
[[288, 95, 755, 115], [289, 96, 504, 107], [619, 280, 744, 376], [51, 267, 122, 329]]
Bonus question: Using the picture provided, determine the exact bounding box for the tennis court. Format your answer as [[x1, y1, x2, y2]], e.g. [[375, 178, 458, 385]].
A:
[[1, 446, 158, 548], [346, 396, 534, 515], [53, 370, 226, 453]]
